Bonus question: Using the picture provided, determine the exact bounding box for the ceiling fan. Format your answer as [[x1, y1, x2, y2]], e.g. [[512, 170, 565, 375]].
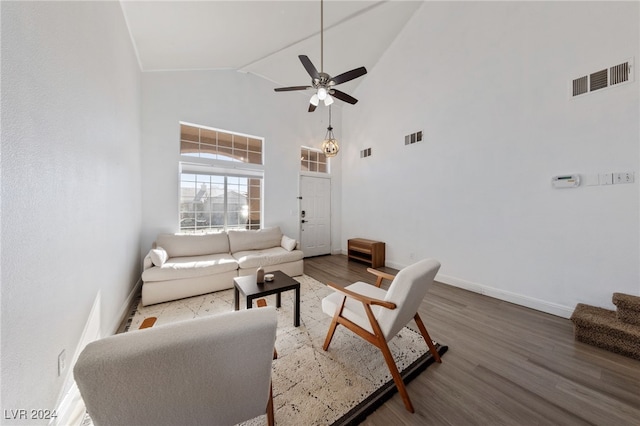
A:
[[274, 0, 367, 112]]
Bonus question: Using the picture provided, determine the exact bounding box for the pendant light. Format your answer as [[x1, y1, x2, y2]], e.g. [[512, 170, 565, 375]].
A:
[[321, 106, 339, 157]]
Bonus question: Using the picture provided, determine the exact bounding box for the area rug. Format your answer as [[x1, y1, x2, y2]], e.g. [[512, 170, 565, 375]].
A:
[[122, 275, 448, 425]]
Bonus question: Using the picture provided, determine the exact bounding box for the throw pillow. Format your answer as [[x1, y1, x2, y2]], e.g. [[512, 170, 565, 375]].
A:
[[281, 235, 297, 252], [150, 247, 168, 266]]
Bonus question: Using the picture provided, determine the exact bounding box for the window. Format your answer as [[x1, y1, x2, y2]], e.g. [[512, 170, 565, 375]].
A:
[[180, 172, 261, 232], [181, 123, 262, 165], [300, 147, 328, 173], [179, 123, 263, 233]]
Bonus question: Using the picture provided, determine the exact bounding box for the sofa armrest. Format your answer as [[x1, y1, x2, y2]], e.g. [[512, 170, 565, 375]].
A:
[[143, 251, 153, 271]]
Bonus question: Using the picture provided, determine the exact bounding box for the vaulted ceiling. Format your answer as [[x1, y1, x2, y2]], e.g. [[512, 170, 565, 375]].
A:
[[120, 1, 422, 95]]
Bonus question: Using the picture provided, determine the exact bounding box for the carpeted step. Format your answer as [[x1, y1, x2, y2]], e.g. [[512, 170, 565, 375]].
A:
[[570, 303, 640, 360], [612, 293, 640, 326]]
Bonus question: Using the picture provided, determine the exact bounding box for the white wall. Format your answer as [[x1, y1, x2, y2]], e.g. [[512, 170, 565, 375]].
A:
[[140, 70, 343, 255], [1, 2, 141, 423], [342, 1, 639, 316]]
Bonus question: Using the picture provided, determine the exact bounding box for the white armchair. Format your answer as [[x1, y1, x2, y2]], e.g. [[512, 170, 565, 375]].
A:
[[321, 258, 442, 413], [74, 306, 277, 426]]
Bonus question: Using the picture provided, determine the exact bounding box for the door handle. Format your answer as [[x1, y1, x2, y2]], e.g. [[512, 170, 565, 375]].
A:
[[301, 220, 307, 223]]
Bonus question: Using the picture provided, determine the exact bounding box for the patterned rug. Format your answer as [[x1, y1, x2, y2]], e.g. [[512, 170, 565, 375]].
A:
[[122, 275, 447, 425]]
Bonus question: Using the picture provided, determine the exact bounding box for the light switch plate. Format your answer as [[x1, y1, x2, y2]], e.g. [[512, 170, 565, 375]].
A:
[[584, 174, 600, 186], [600, 173, 613, 185]]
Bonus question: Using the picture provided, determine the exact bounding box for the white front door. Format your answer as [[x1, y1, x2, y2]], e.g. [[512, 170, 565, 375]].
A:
[[299, 175, 331, 257]]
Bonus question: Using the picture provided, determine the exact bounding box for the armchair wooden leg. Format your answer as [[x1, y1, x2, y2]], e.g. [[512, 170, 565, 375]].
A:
[[257, 299, 278, 359], [323, 319, 339, 351], [266, 382, 274, 426], [414, 313, 441, 363], [362, 304, 415, 413], [378, 335, 415, 413], [323, 296, 347, 351], [258, 297, 277, 425]]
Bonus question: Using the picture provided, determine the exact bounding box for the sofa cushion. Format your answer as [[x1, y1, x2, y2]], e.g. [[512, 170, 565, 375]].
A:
[[233, 247, 304, 269], [142, 253, 238, 282], [228, 227, 283, 253], [156, 233, 230, 258], [150, 247, 168, 266]]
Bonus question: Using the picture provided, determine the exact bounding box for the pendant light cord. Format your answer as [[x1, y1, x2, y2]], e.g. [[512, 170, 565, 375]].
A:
[[320, 0, 324, 73]]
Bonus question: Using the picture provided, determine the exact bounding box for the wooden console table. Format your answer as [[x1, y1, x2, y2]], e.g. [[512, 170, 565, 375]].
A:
[[347, 238, 385, 268]]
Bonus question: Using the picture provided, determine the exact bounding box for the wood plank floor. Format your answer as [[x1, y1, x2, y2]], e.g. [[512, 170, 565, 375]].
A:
[[304, 255, 640, 426]]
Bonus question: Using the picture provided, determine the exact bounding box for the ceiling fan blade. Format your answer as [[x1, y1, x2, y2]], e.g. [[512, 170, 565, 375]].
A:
[[299, 55, 320, 80], [308, 103, 317, 113], [330, 66, 367, 86], [331, 89, 358, 105], [274, 86, 311, 92]]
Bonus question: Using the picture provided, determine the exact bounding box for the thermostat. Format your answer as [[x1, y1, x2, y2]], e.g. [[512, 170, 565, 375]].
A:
[[552, 174, 580, 188]]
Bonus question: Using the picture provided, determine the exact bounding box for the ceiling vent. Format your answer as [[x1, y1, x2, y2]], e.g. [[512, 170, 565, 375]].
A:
[[571, 58, 634, 98]]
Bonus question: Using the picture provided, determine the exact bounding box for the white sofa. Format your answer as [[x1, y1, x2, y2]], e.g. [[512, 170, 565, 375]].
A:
[[141, 227, 304, 305]]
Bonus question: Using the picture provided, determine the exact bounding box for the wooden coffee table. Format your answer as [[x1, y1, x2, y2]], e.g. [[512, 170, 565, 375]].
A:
[[233, 270, 300, 327]]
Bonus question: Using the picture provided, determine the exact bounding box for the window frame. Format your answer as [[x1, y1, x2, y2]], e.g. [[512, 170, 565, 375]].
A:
[[300, 145, 330, 175], [178, 122, 265, 233], [180, 121, 264, 166]]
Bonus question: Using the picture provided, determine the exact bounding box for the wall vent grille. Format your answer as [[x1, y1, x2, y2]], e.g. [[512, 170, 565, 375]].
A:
[[573, 76, 588, 96], [360, 148, 372, 158], [610, 62, 629, 85], [571, 58, 634, 98], [589, 69, 608, 91], [404, 131, 423, 145]]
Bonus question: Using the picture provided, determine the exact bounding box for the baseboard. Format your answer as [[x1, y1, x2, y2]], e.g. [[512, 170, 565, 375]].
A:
[[437, 273, 574, 319], [382, 259, 404, 271], [51, 278, 142, 426], [380, 258, 574, 319], [111, 278, 143, 334]]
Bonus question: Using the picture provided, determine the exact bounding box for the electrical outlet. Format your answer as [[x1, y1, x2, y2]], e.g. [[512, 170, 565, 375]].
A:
[[614, 172, 634, 184], [58, 350, 66, 377]]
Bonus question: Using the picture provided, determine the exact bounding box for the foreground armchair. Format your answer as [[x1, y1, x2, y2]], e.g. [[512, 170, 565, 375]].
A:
[[74, 307, 277, 426], [321, 258, 442, 413]]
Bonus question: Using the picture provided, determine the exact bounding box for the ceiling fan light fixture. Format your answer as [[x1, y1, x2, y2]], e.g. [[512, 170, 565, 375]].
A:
[[324, 94, 334, 106], [273, 0, 367, 112]]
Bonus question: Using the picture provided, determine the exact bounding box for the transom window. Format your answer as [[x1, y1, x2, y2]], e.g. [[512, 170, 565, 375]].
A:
[[179, 122, 264, 233], [301, 147, 328, 173], [180, 123, 263, 165]]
